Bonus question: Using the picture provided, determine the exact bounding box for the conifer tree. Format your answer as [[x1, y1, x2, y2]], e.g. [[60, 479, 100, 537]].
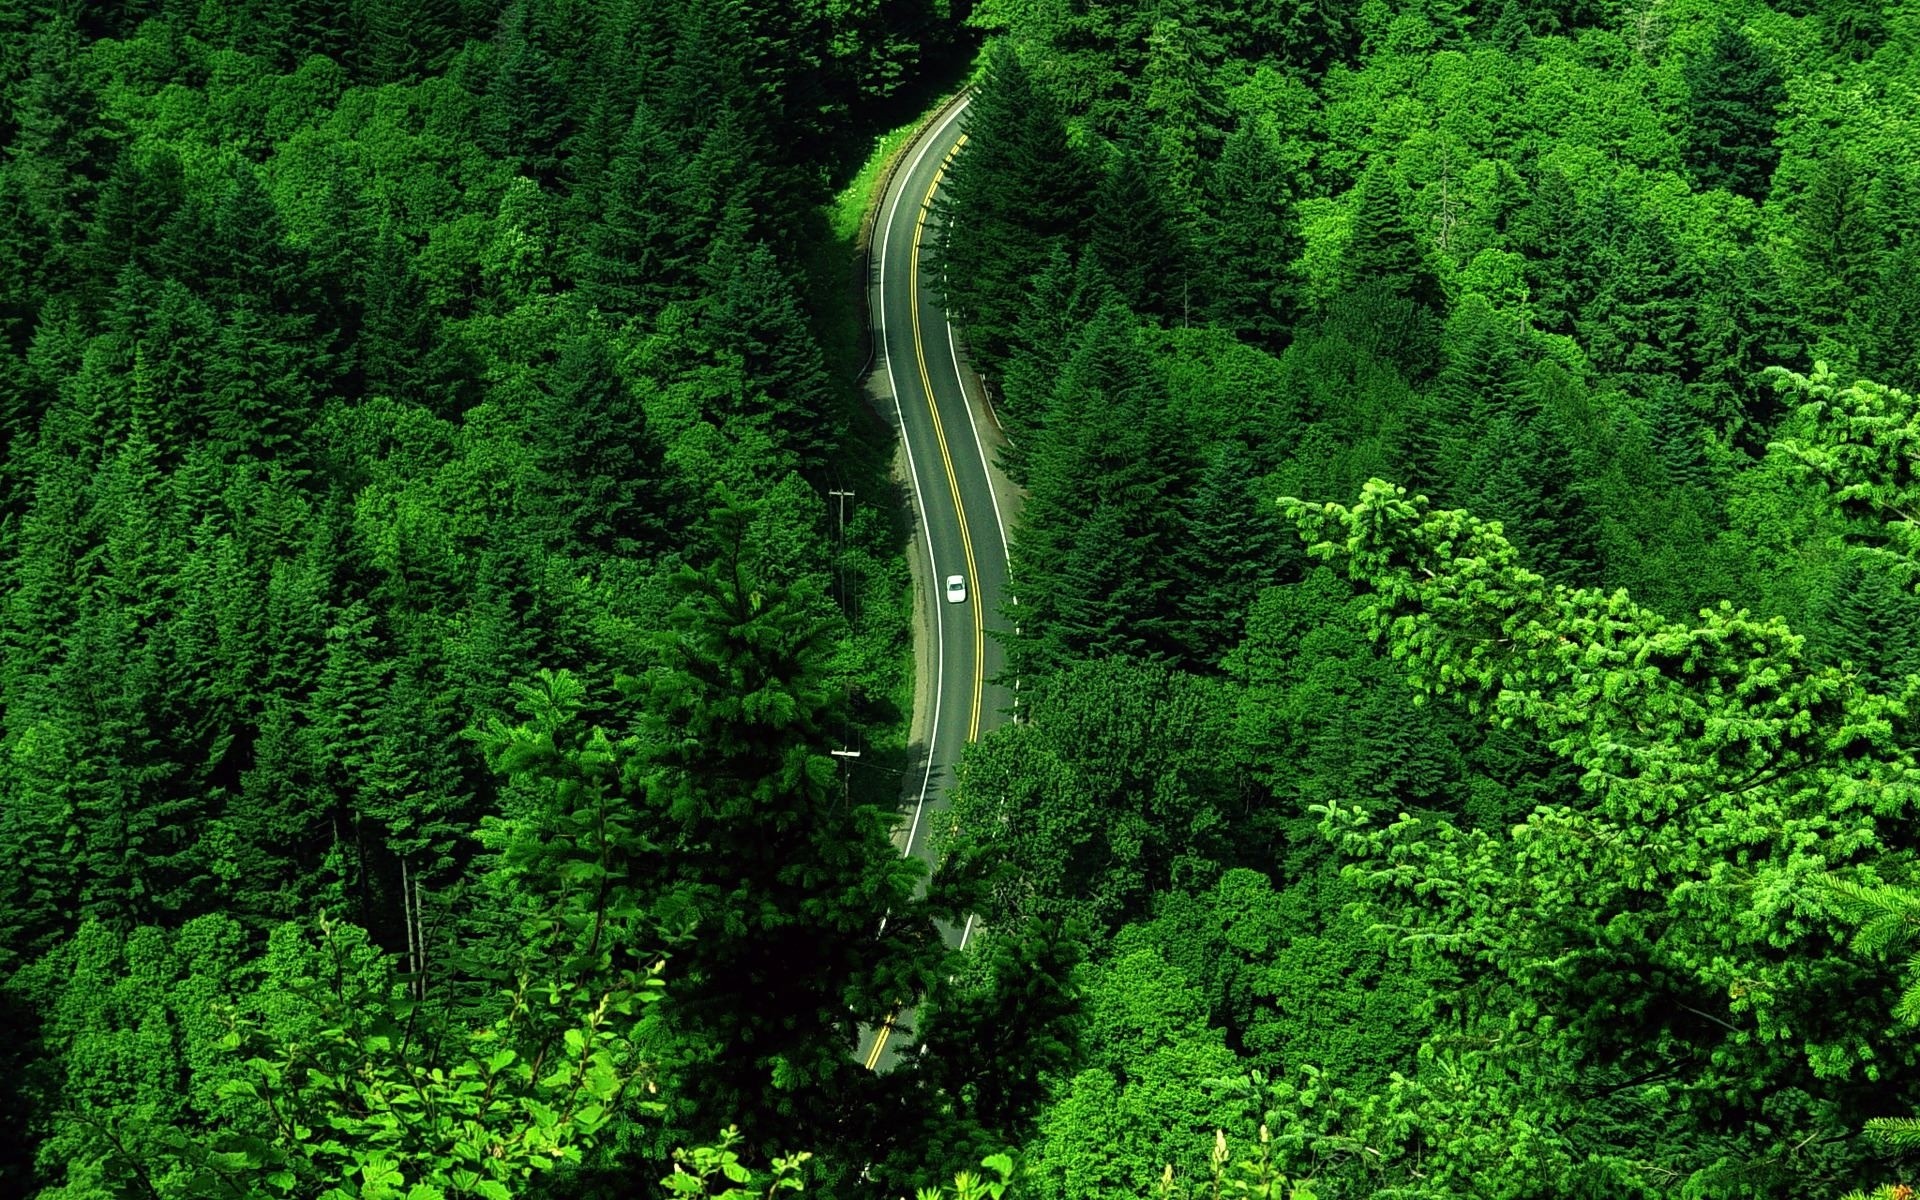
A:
[[1793, 147, 1884, 332], [1010, 304, 1194, 673], [1578, 204, 1705, 387], [1820, 555, 1920, 692], [1860, 241, 1920, 390], [1088, 137, 1195, 324], [1242, 0, 1360, 77], [356, 0, 460, 85], [994, 250, 1116, 484], [1170, 442, 1290, 667], [1681, 19, 1785, 199], [1204, 118, 1301, 347], [937, 42, 1099, 377], [8, 17, 119, 281], [486, 0, 576, 188], [630, 504, 949, 1154], [578, 101, 696, 320], [528, 333, 668, 556], [703, 241, 838, 470], [1343, 161, 1444, 315], [354, 225, 475, 417], [1510, 165, 1580, 336]]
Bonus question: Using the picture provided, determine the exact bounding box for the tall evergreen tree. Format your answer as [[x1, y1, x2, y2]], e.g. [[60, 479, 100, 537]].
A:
[[1203, 118, 1301, 348], [1343, 161, 1445, 314], [526, 333, 669, 557], [630, 504, 949, 1155], [577, 101, 697, 319], [355, 0, 460, 85], [702, 241, 838, 471], [1170, 442, 1290, 666], [1088, 137, 1195, 325], [1681, 19, 1785, 200], [936, 42, 1099, 377], [1792, 147, 1884, 332], [996, 250, 1118, 483], [1010, 303, 1194, 673]]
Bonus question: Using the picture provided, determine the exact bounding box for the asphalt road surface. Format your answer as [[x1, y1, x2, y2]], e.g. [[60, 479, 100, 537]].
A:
[[856, 94, 1015, 1072]]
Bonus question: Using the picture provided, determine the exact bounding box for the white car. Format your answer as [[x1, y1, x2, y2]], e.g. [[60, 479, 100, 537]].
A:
[[945, 574, 967, 604]]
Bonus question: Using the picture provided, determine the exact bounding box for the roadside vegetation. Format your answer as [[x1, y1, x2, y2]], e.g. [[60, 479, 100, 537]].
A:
[[7, 0, 1920, 1197]]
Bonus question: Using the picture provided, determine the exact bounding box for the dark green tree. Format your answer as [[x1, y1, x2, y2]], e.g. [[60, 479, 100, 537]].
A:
[[701, 241, 839, 471], [355, 0, 461, 85], [1344, 162, 1442, 312], [1792, 147, 1884, 332], [1681, 19, 1785, 199], [577, 101, 697, 319], [631, 505, 951, 1154], [527, 333, 668, 557], [1203, 118, 1302, 347], [1170, 442, 1291, 667], [1088, 137, 1195, 324], [937, 42, 1099, 378]]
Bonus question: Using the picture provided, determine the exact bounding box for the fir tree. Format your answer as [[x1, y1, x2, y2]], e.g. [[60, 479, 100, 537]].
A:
[[1204, 118, 1302, 348], [936, 42, 1099, 377], [702, 241, 838, 471], [632, 504, 947, 1153], [1681, 19, 1785, 200], [1343, 161, 1444, 315], [1170, 442, 1289, 666], [356, 0, 460, 85], [1088, 137, 1195, 325], [1793, 147, 1884, 332], [577, 101, 697, 319], [529, 333, 668, 557]]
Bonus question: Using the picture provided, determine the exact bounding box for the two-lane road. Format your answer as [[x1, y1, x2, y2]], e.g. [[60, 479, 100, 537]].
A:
[[858, 95, 1015, 1070]]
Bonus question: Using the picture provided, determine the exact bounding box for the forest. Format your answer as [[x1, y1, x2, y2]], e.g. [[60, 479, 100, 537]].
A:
[[5, 0, 1920, 1197]]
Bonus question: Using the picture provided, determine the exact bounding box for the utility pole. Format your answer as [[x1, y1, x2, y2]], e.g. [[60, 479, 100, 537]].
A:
[[828, 487, 855, 621], [831, 748, 861, 809], [827, 488, 854, 544]]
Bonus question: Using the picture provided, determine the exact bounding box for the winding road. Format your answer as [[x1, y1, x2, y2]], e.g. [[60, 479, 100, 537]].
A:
[[856, 94, 1017, 1072]]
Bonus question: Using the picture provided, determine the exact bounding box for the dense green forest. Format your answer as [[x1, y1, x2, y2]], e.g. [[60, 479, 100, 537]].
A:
[[933, 0, 1920, 1196], [10, 0, 1920, 1196], [0, 1, 1065, 1197]]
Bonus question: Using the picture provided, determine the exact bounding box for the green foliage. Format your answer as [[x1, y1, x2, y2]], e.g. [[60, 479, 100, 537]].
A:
[[1681, 19, 1785, 200]]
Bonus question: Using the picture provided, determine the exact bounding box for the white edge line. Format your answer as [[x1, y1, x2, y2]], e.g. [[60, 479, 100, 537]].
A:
[[939, 241, 1012, 566], [882, 97, 972, 862]]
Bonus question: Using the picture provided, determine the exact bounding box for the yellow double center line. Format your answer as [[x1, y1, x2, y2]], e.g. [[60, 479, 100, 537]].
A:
[[911, 135, 985, 745], [865, 132, 979, 1074]]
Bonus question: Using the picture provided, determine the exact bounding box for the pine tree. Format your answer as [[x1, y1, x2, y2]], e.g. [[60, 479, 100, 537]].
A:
[[1821, 554, 1920, 692], [996, 250, 1118, 483], [356, 0, 460, 85], [1088, 137, 1195, 324], [1170, 442, 1289, 666], [9, 17, 121, 282], [1010, 304, 1194, 673], [529, 333, 668, 556], [702, 241, 838, 470], [1792, 148, 1884, 332], [1204, 118, 1301, 347], [485, 0, 575, 188], [936, 42, 1099, 378], [1242, 0, 1361, 77], [1510, 165, 1580, 336], [1681, 19, 1785, 199], [1344, 161, 1444, 314], [1860, 242, 1920, 391], [632, 504, 947, 1152], [1578, 203, 1706, 386], [1139, 14, 1227, 214], [577, 101, 697, 319], [354, 225, 476, 417]]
